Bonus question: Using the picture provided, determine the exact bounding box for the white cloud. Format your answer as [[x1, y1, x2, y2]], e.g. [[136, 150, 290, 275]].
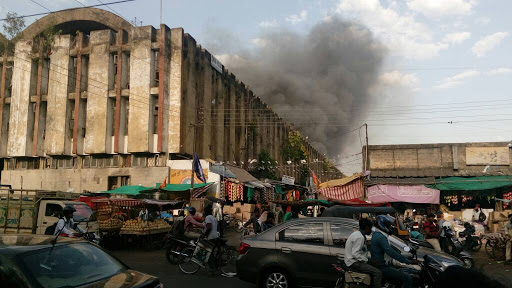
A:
[[472, 32, 509, 57], [442, 32, 471, 45], [286, 10, 308, 24], [259, 20, 278, 28], [407, 0, 475, 17], [336, 0, 449, 60], [475, 17, 490, 25], [435, 69, 480, 89], [487, 68, 512, 76], [251, 38, 268, 48], [378, 71, 420, 87]]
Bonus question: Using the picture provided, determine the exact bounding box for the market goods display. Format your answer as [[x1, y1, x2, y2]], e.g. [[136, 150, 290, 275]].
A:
[[121, 218, 171, 233], [98, 218, 123, 230], [97, 204, 113, 214]]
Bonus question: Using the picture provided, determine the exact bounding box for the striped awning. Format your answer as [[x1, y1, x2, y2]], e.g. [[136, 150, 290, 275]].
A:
[[318, 176, 364, 201], [192, 183, 214, 198]]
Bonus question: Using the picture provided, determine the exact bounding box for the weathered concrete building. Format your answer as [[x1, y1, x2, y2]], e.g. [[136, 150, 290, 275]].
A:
[[0, 8, 340, 192], [364, 142, 512, 183]]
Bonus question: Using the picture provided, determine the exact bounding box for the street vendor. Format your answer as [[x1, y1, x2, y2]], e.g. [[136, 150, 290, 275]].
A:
[[184, 207, 205, 239]]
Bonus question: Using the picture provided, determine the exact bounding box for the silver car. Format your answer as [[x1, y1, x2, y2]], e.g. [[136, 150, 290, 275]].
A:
[[236, 217, 463, 288]]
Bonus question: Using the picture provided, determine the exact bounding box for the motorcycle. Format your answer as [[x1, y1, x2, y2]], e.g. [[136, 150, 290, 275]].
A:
[[409, 237, 473, 268], [332, 246, 438, 288], [459, 222, 482, 252], [165, 234, 197, 264]]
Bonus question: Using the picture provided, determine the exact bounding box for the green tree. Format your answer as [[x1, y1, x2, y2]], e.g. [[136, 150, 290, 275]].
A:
[[2, 12, 25, 40], [250, 150, 277, 180], [282, 130, 307, 164]]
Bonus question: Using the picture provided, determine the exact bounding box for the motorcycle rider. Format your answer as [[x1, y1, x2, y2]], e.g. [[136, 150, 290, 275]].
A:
[[184, 207, 205, 239], [344, 218, 382, 288], [54, 205, 85, 237], [371, 215, 419, 288], [423, 213, 442, 252]]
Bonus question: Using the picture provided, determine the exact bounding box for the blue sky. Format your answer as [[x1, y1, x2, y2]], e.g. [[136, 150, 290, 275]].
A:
[[2, 0, 512, 174]]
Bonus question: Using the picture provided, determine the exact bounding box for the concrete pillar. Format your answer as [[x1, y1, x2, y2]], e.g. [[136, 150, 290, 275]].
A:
[[214, 72, 224, 161], [195, 48, 205, 157], [84, 30, 114, 154], [168, 28, 183, 153], [160, 25, 171, 153], [45, 34, 73, 155], [7, 40, 33, 157], [128, 26, 154, 153], [229, 77, 236, 162], [181, 34, 196, 156], [223, 75, 230, 161], [236, 86, 246, 165], [202, 51, 212, 159]]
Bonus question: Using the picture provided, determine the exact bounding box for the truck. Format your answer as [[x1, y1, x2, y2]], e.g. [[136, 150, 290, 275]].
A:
[[0, 187, 99, 235]]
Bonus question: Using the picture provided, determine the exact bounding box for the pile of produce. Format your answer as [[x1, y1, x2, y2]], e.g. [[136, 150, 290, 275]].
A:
[[97, 204, 113, 214], [98, 218, 123, 229], [121, 218, 170, 232]]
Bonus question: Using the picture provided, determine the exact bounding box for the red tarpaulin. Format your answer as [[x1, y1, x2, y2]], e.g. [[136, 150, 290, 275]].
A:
[[318, 175, 365, 201], [331, 198, 389, 207]]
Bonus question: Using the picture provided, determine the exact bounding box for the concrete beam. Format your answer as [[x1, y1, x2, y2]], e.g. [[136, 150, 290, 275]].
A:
[[8, 40, 33, 157], [45, 34, 73, 155], [84, 30, 114, 154]]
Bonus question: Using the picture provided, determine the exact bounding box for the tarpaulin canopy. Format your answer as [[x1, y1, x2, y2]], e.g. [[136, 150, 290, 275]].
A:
[[367, 185, 440, 204], [318, 174, 364, 201], [105, 185, 154, 196], [210, 164, 270, 188], [426, 176, 512, 191], [142, 199, 184, 207], [319, 173, 363, 189], [159, 183, 212, 192]]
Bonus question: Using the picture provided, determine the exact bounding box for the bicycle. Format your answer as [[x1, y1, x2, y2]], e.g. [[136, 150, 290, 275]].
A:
[[483, 233, 507, 260], [178, 238, 238, 277]]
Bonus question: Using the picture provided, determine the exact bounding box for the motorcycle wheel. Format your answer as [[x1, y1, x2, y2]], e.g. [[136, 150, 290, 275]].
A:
[[472, 239, 482, 252], [462, 257, 474, 268], [165, 243, 179, 264]]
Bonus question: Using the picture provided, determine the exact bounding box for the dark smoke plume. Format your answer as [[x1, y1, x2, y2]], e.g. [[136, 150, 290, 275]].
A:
[[211, 17, 385, 158]]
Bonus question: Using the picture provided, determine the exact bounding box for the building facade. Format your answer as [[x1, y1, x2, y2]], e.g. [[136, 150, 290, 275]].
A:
[[0, 8, 341, 192], [364, 141, 512, 182]]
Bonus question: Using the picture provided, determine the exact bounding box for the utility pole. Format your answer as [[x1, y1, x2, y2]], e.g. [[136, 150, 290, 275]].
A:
[[364, 123, 369, 172]]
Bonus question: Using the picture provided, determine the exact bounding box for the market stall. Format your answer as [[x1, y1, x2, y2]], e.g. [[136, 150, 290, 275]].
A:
[[318, 174, 365, 201], [93, 197, 184, 249]]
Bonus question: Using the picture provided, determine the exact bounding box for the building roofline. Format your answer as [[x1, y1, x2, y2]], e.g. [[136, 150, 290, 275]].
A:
[[21, 7, 133, 39]]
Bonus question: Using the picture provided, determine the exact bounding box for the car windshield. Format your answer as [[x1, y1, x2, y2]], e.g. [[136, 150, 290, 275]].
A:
[[19, 242, 125, 288], [71, 204, 95, 222]]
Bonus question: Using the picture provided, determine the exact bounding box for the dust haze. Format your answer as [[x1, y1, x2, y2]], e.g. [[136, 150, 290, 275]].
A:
[[206, 17, 385, 164]]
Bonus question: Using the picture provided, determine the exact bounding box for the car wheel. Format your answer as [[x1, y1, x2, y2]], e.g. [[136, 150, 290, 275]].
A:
[[262, 270, 290, 288]]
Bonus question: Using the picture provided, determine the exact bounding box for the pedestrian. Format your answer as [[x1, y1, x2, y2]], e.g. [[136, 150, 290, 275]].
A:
[[423, 213, 442, 252], [344, 218, 382, 288], [505, 214, 512, 265], [243, 207, 261, 233]]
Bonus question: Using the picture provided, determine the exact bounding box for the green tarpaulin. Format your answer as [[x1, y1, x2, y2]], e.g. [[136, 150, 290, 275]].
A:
[[105, 185, 155, 195], [160, 183, 211, 192], [427, 176, 512, 191], [275, 185, 285, 195]]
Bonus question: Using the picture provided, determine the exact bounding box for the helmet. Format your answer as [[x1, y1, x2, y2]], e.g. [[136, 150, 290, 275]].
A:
[[62, 205, 76, 216], [376, 215, 396, 234], [188, 207, 196, 215]]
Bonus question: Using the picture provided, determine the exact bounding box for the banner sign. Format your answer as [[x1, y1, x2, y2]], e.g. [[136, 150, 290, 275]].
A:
[[367, 185, 440, 204]]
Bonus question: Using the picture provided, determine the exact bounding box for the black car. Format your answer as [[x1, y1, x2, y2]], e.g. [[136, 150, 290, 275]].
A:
[[0, 234, 163, 288], [236, 217, 463, 288]]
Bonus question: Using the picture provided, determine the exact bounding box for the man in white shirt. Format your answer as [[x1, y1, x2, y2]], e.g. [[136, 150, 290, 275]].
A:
[[54, 205, 85, 237], [344, 218, 382, 288]]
